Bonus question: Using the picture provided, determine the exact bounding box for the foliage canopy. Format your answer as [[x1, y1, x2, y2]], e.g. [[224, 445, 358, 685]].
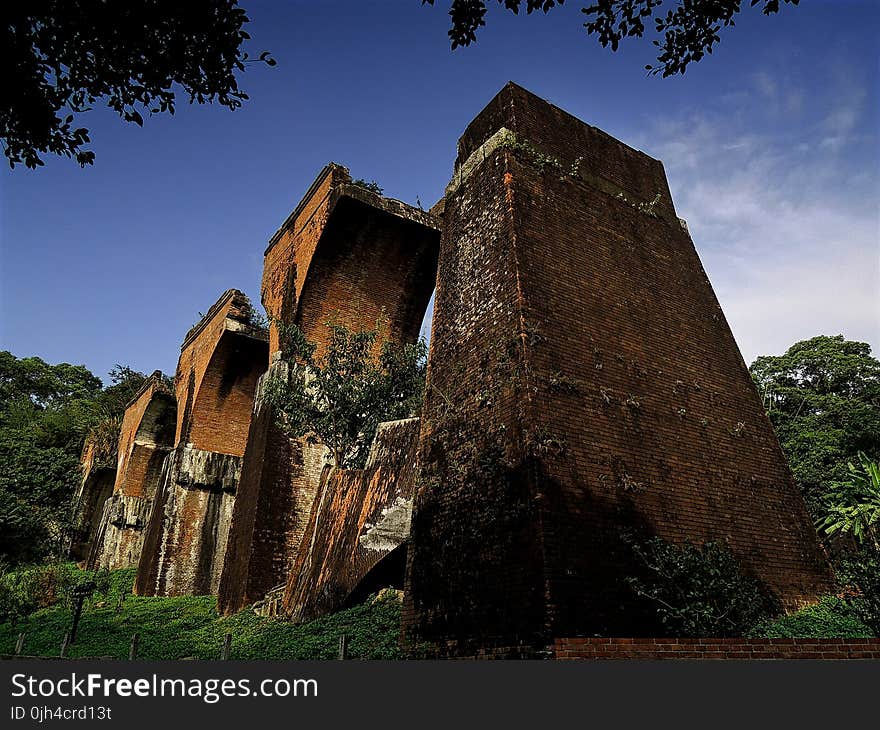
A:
[[819, 452, 880, 550], [749, 335, 880, 524], [2, 1, 273, 169], [423, 0, 800, 76]]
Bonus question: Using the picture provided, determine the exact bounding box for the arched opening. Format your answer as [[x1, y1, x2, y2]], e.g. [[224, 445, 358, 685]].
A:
[[294, 196, 439, 353], [134, 393, 176, 447], [342, 543, 408, 609], [418, 290, 435, 345], [188, 332, 268, 456], [116, 391, 178, 501], [70, 469, 115, 562]]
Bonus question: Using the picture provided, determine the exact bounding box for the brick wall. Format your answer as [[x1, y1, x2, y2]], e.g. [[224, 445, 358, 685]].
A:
[[135, 290, 267, 596], [70, 441, 115, 563], [282, 418, 420, 622], [403, 83, 833, 655], [261, 164, 440, 358], [554, 638, 880, 660], [174, 289, 268, 454], [90, 493, 153, 571], [114, 372, 176, 495], [91, 374, 177, 570], [217, 362, 326, 614], [135, 446, 241, 596], [218, 166, 439, 615]]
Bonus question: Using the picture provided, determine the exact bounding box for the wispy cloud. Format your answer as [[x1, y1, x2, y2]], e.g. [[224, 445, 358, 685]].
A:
[[631, 73, 879, 364]]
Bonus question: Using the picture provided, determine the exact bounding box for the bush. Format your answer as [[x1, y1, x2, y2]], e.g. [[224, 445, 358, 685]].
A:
[[750, 595, 872, 638], [626, 537, 775, 637], [838, 545, 880, 636], [0, 563, 129, 626]]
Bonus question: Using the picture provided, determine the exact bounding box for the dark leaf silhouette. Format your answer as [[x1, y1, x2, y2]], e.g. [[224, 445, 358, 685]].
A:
[[1, 1, 274, 169], [422, 1, 800, 76]]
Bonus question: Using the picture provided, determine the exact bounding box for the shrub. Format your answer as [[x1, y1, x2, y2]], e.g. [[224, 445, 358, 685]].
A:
[[352, 179, 383, 195], [267, 321, 426, 468], [0, 563, 128, 626], [626, 537, 775, 637], [838, 545, 880, 636], [750, 595, 872, 638]]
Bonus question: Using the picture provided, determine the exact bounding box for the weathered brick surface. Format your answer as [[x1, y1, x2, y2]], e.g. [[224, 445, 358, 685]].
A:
[[282, 418, 420, 622], [136, 445, 241, 596], [402, 83, 833, 655], [217, 362, 326, 614], [89, 493, 154, 571], [175, 290, 268, 455], [70, 441, 116, 563], [135, 290, 267, 596], [553, 638, 880, 660], [88, 372, 177, 570], [217, 167, 440, 614], [114, 372, 176, 496], [76, 85, 844, 654], [261, 163, 439, 357]]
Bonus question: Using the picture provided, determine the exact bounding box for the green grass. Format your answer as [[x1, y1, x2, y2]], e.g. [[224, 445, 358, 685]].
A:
[[0, 567, 403, 660]]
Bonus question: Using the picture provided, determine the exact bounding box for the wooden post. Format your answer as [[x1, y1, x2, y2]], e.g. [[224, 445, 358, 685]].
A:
[[60, 632, 70, 658], [338, 634, 348, 660], [129, 633, 139, 660], [221, 633, 232, 660], [14, 633, 24, 656], [116, 592, 125, 614], [69, 595, 85, 644]]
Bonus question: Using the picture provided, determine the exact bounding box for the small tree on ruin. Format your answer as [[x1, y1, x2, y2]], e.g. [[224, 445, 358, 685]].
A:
[[265, 321, 427, 469]]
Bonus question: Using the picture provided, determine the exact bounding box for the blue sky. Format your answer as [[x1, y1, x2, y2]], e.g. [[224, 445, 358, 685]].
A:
[[1, 1, 877, 382]]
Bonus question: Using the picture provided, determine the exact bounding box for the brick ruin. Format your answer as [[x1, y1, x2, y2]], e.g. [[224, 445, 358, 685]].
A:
[[70, 440, 117, 563], [132, 290, 269, 597], [216, 164, 439, 615], [75, 83, 833, 654], [401, 83, 831, 655], [88, 372, 176, 571], [282, 417, 420, 622]]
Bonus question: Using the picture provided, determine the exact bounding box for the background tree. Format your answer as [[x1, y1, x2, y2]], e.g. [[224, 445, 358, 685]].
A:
[[0, 352, 147, 565], [749, 335, 880, 524], [2, 1, 273, 169], [423, 0, 800, 76], [266, 322, 427, 469], [750, 336, 879, 637]]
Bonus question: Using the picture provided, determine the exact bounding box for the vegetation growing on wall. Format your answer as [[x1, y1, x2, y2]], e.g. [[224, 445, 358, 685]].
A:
[[352, 178, 384, 196], [625, 536, 776, 637], [266, 321, 427, 468]]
